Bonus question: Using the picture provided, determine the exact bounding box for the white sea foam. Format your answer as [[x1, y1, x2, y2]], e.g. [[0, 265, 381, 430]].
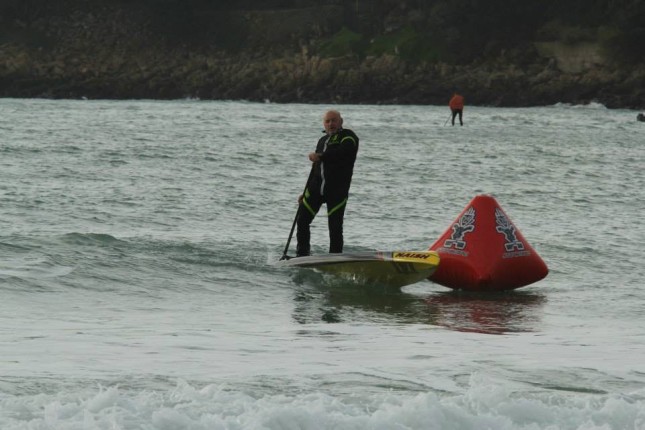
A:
[[1, 378, 643, 429]]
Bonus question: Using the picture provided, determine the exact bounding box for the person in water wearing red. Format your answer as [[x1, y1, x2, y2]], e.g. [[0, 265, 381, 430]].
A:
[[296, 110, 359, 257], [449, 92, 465, 126]]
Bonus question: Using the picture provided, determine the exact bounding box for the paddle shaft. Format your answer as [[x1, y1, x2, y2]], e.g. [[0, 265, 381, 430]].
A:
[[280, 164, 315, 260]]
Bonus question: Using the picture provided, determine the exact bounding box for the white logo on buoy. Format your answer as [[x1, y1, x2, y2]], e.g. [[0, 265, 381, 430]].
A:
[[443, 207, 475, 250], [495, 208, 529, 257]]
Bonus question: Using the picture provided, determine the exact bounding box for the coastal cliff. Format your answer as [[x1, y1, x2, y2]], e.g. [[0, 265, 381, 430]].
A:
[[1, 0, 644, 108]]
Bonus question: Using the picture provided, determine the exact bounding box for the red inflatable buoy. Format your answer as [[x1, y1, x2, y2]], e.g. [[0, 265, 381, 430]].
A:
[[429, 195, 548, 291]]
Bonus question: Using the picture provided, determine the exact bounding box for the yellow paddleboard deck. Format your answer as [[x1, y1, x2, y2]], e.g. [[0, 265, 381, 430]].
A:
[[277, 251, 440, 288]]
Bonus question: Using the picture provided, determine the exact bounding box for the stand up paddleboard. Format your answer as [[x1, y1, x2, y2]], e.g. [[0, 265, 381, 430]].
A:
[[276, 251, 440, 288]]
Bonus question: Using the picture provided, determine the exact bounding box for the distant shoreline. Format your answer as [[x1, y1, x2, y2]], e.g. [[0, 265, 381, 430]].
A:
[[2, 48, 643, 109]]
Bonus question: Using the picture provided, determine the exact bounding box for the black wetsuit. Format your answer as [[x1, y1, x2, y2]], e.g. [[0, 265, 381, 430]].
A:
[[296, 128, 359, 256]]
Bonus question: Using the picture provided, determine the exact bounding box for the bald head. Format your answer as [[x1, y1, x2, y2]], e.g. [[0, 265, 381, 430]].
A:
[[323, 110, 343, 135]]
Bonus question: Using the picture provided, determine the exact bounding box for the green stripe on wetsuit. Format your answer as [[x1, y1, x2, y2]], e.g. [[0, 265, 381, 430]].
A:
[[327, 198, 347, 216], [302, 193, 347, 217], [340, 136, 357, 146], [302, 188, 316, 216]]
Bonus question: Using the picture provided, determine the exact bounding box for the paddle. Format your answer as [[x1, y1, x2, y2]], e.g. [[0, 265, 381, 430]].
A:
[[280, 165, 315, 260]]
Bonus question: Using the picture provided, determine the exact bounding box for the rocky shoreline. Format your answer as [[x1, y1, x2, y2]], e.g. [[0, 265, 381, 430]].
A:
[[1, 3, 644, 109], [4, 45, 644, 109]]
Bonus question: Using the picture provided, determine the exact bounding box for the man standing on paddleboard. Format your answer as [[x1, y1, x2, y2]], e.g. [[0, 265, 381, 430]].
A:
[[296, 110, 359, 257], [449, 91, 465, 126]]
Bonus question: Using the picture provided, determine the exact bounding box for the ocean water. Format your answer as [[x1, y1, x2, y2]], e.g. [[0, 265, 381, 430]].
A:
[[1, 98, 644, 429]]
